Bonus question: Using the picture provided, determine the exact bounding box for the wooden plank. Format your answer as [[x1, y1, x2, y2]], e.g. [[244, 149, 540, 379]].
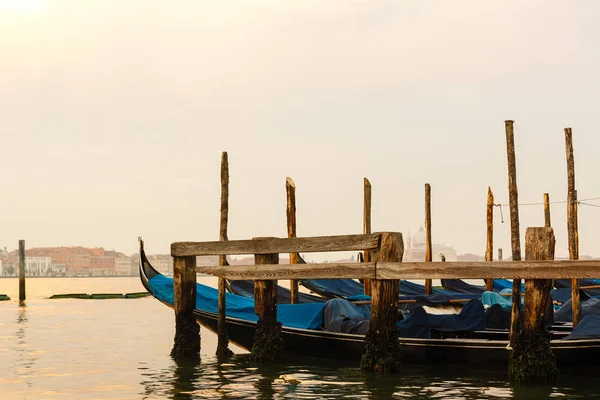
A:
[[363, 178, 372, 296], [172, 233, 382, 256], [485, 187, 494, 291], [197, 262, 376, 280], [376, 260, 600, 279], [505, 119, 522, 347], [217, 151, 231, 358], [286, 177, 299, 304], [425, 183, 432, 295], [544, 193, 551, 228]]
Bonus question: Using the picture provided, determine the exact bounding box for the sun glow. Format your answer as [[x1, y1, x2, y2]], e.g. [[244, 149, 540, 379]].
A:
[[0, 0, 47, 14]]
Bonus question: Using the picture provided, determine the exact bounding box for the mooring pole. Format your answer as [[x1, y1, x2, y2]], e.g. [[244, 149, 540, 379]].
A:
[[565, 127, 581, 327], [509, 227, 558, 384], [543, 193, 551, 228], [252, 238, 282, 362], [485, 187, 494, 292], [286, 177, 299, 304], [19, 240, 25, 303], [424, 183, 433, 295], [498, 248, 503, 261], [361, 232, 404, 373], [363, 178, 372, 296], [171, 255, 199, 359], [505, 120, 522, 347], [216, 151, 232, 358]]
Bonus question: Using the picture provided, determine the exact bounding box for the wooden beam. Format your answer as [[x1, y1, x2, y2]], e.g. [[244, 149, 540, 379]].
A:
[[363, 178, 372, 296], [544, 193, 551, 228], [286, 177, 299, 304], [197, 262, 376, 280], [172, 233, 382, 257], [485, 187, 494, 291], [565, 127, 581, 327], [19, 240, 25, 303], [376, 260, 600, 279], [505, 119, 522, 347], [217, 151, 231, 358], [424, 183, 432, 295]]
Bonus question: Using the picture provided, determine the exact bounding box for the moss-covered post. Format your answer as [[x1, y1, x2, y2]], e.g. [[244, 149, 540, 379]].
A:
[[171, 255, 200, 359], [485, 187, 494, 292], [363, 178, 372, 296], [252, 239, 282, 362], [509, 227, 559, 384], [216, 151, 233, 358], [424, 183, 433, 295], [361, 232, 404, 372]]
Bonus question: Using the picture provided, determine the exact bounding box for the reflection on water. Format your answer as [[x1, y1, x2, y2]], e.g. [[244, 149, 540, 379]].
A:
[[2, 278, 600, 399]]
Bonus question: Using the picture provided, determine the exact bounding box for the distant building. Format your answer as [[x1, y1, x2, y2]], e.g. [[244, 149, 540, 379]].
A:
[[115, 257, 131, 276], [50, 263, 66, 276], [0, 259, 3, 275], [89, 256, 116, 276], [25, 256, 52, 276], [147, 255, 173, 275], [66, 255, 91, 276], [404, 226, 457, 262]]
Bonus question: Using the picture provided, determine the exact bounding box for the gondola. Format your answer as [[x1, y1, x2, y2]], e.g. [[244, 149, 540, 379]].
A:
[[139, 242, 600, 368]]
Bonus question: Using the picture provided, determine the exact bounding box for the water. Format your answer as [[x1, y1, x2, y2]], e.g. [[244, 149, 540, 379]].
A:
[[1, 277, 599, 399]]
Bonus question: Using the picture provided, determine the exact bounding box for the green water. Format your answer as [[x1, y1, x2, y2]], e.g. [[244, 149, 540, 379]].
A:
[[1, 277, 599, 399]]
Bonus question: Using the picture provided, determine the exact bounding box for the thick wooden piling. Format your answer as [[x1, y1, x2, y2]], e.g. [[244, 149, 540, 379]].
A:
[[19, 240, 25, 303], [361, 232, 404, 372], [171, 255, 199, 359], [286, 177, 299, 304], [543, 193, 551, 228], [485, 187, 494, 291], [509, 227, 559, 384], [424, 184, 433, 295], [565, 127, 581, 327], [251, 240, 282, 362], [217, 151, 232, 358], [363, 178, 372, 296], [505, 120, 522, 347]]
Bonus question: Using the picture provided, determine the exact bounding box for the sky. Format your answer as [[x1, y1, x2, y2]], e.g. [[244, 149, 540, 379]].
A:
[[1, 0, 600, 260]]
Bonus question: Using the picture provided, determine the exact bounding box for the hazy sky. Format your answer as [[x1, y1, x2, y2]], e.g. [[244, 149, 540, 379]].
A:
[[1, 0, 600, 260]]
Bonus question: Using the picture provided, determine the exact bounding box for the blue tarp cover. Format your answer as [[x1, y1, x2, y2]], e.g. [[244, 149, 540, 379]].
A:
[[555, 297, 600, 324], [426, 299, 486, 332], [149, 274, 324, 330], [229, 280, 324, 303], [564, 315, 600, 340]]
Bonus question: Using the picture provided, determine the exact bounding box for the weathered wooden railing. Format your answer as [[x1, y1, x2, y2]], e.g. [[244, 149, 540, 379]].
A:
[[171, 228, 600, 375]]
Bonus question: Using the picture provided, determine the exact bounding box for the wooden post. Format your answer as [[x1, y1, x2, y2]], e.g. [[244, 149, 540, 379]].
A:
[[509, 227, 558, 384], [485, 187, 494, 291], [543, 193, 551, 228], [251, 238, 282, 362], [171, 255, 199, 359], [505, 120, 522, 347], [424, 183, 433, 295], [565, 127, 581, 327], [363, 178, 372, 296], [216, 151, 232, 358], [19, 240, 25, 303], [286, 177, 299, 304], [361, 232, 404, 373]]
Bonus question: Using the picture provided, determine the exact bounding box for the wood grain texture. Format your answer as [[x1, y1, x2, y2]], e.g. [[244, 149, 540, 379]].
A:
[[254, 252, 279, 319], [19, 240, 25, 302], [425, 183, 432, 295], [172, 255, 199, 356], [197, 262, 376, 280], [286, 177, 299, 304], [485, 187, 494, 291], [505, 119, 522, 347], [376, 260, 600, 279], [217, 151, 230, 357], [565, 128, 581, 327], [363, 178, 372, 296], [523, 227, 555, 334], [172, 233, 382, 256]]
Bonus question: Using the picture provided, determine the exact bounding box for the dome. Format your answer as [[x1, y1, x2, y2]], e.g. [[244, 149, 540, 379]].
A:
[[412, 225, 426, 248]]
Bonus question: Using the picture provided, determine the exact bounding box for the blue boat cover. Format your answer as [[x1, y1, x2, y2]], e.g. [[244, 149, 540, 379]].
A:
[[426, 299, 486, 332], [148, 274, 324, 330], [323, 298, 371, 335], [481, 291, 517, 309], [300, 278, 364, 298], [555, 279, 600, 297], [228, 280, 324, 303], [564, 315, 600, 340], [555, 297, 600, 324], [493, 279, 525, 292], [441, 279, 485, 294]]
